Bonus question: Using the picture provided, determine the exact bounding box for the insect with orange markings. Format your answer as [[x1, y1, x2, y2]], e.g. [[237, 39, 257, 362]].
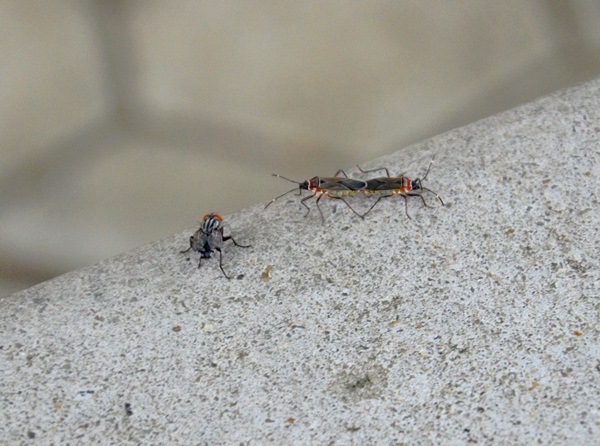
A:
[[357, 156, 444, 219], [180, 213, 250, 279], [265, 170, 369, 221]]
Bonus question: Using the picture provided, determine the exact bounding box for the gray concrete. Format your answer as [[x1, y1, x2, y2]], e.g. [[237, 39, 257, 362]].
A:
[[1, 79, 600, 444]]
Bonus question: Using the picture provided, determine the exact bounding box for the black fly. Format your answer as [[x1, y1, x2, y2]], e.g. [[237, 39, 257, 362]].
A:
[[180, 213, 250, 279]]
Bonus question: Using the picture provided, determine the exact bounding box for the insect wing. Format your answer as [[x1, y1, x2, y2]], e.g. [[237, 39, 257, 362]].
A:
[[190, 228, 207, 253], [336, 178, 369, 191], [206, 228, 224, 251], [318, 177, 368, 191], [364, 177, 405, 191]]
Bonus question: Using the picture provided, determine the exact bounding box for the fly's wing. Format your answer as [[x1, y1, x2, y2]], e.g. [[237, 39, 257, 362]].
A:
[[319, 177, 368, 191], [190, 229, 206, 252], [207, 228, 224, 251]]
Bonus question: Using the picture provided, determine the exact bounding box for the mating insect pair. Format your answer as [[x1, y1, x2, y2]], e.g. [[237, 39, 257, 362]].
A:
[[265, 157, 444, 220], [181, 213, 250, 279]]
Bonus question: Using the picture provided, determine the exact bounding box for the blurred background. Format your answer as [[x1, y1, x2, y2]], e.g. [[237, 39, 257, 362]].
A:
[[2, 0, 600, 298]]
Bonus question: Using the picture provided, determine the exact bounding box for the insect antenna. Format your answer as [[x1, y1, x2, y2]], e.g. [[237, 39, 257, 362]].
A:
[[271, 173, 302, 184], [420, 155, 436, 181], [265, 174, 305, 209], [422, 187, 445, 206]]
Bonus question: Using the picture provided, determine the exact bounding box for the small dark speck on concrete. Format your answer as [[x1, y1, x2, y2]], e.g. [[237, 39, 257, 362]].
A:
[[349, 375, 372, 391], [236, 274, 245, 280], [172, 325, 182, 332], [27, 431, 35, 439], [124, 403, 133, 416]]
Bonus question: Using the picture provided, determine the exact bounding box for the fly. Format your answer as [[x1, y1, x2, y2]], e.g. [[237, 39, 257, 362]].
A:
[[180, 213, 250, 279]]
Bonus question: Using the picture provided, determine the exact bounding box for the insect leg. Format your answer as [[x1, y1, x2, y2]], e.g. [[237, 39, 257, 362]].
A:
[[300, 192, 317, 217], [222, 233, 251, 248], [357, 165, 392, 177], [180, 236, 193, 254], [314, 194, 326, 222], [333, 169, 349, 178], [329, 196, 364, 219], [215, 248, 231, 279], [406, 192, 431, 209], [360, 196, 384, 218], [402, 195, 413, 220]]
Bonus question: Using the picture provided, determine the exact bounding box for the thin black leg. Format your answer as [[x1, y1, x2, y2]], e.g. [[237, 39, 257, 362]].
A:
[[315, 194, 325, 222], [402, 195, 412, 220], [357, 165, 392, 177], [300, 192, 317, 217], [333, 169, 349, 178], [330, 196, 364, 219], [222, 232, 251, 248], [406, 193, 431, 208], [215, 248, 230, 279], [180, 236, 193, 254], [360, 196, 383, 218]]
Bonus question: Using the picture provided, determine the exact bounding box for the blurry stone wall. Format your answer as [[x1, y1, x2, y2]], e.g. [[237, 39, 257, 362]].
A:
[[2, 0, 600, 296]]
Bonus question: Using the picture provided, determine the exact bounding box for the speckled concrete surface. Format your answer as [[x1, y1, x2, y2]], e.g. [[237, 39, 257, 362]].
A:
[[2, 80, 600, 445]]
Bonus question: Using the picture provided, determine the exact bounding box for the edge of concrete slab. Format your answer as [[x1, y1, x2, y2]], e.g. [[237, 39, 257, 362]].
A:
[[1, 79, 599, 444]]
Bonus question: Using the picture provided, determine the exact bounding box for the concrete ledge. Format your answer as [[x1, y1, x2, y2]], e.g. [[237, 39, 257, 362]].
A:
[[2, 79, 600, 444]]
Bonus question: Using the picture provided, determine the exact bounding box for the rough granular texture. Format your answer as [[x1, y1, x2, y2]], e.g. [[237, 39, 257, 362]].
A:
[[1, 79, 599, 445]]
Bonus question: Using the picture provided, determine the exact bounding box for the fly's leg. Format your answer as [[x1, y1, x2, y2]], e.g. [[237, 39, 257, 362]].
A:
[[180, 236, 193, 254], [223, 235, 251, 248], [222, 233, 251, 248], [215, 248, 231, 280]]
